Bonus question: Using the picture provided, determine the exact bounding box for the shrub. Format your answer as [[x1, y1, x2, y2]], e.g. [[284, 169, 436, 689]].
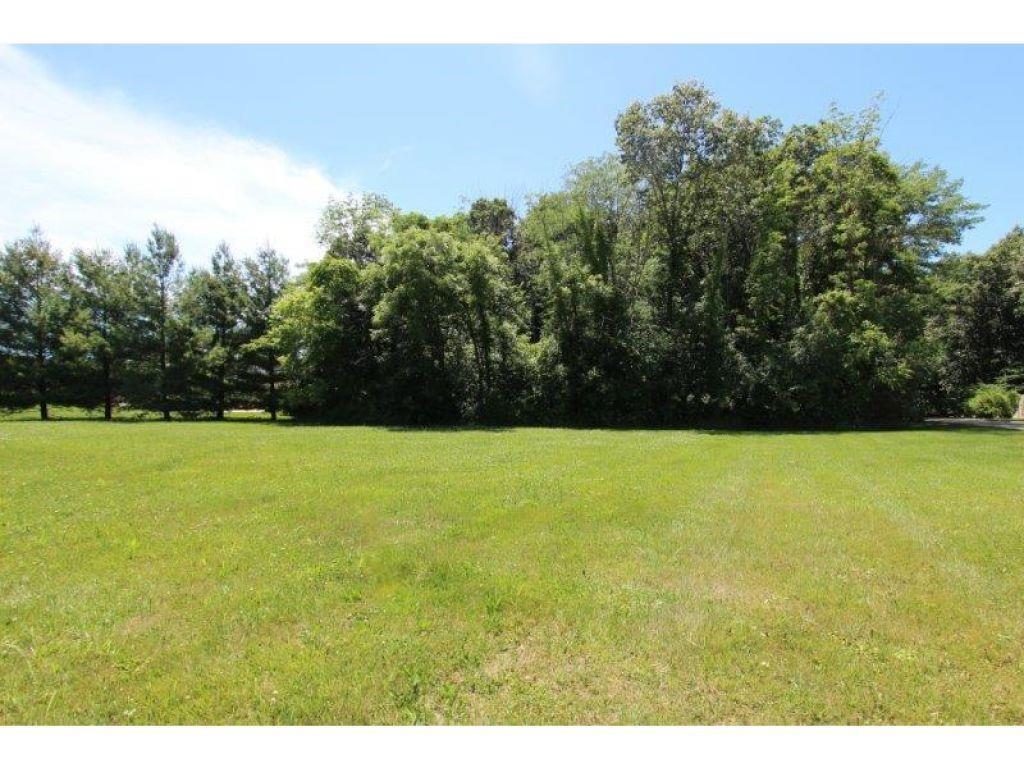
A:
[[965, 383, 1019, 419]]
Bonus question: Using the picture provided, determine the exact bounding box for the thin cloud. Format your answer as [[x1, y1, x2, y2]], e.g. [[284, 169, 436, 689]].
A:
[[0, 46, 352, 264], [377, 144, 414, 175]]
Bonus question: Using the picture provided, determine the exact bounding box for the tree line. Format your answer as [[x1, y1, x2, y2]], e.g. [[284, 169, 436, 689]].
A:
[[0, 227, 287, 421], [2, 82, 1022, 425]]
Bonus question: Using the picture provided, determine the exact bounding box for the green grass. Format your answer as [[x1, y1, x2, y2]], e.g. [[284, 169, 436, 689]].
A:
[[1, 415, 1023, 724]]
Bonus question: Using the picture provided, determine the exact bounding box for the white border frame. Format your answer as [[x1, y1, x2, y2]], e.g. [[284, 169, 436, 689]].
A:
[[3, 1, 1024, 44]]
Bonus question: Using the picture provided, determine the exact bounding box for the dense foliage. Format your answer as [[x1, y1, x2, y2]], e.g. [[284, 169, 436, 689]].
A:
[[965, 383, 1020, 419], [2, 83, 1020, 424]]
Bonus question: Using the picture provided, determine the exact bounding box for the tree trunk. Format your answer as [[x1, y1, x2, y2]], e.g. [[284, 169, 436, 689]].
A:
[[160, 287, 170, 421], [160, 358, 170, 419], [103, 358, 113, 421], [37, 353, 48, 420], [216, 369, 225, 420], [269, 362, 278, 421]]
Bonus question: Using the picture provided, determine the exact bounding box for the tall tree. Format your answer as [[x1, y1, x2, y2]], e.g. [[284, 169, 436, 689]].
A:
[[369, 225, 470, 423], [0, 228, 69, 420], [272, 254, 376, 421], [135, 226, 182, 420], [180, 243, 248, 419], [522, 193, 645, 424], [64, 248, 134, 419], [242, 246, 289, 420], [614, 82, 762, 419], [769, 105, 979, 423], [455, 237, 527, 421]]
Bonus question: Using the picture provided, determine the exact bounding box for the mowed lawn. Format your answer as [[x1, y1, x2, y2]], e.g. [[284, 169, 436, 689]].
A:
[[1, 418, 1022, 724]]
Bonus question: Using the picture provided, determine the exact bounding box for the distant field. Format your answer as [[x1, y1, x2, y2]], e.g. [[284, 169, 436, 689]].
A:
[[1, 415, 1022, 723]]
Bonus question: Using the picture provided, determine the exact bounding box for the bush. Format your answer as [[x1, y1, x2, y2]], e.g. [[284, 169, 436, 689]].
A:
[[965, 383, 1019, 419]]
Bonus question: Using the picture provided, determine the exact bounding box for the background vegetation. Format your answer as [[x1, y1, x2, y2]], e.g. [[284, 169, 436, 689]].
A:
[[3, 82, 1022, 426]]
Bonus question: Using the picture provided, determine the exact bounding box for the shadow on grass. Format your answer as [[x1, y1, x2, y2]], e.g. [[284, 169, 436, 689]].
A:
[[4, 409, 1021, 437], [0, 410, 516, 432], [694, 424, 1022, 438]]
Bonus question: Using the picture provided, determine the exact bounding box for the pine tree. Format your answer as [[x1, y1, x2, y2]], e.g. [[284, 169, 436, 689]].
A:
[[242, 246, 289, 420], [0, 228, 69, 419]]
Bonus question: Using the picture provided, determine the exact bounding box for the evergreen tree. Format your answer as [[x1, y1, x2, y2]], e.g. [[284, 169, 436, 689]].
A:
[[0, 228, 70, 419], [179, 243, 248, 419], [132, 226, 182, 420], [63, 248, 135, 419], [242, 246, 289, 420]]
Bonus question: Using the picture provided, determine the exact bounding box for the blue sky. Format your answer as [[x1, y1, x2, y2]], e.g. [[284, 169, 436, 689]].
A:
[[3, 45, 1022, 262]]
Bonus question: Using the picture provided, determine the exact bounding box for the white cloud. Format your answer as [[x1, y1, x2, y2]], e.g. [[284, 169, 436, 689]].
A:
[[0, 46, 352, 266]]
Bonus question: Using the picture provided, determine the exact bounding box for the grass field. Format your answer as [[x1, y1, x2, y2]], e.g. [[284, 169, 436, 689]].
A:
[[1, 414, 1023, 724]]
